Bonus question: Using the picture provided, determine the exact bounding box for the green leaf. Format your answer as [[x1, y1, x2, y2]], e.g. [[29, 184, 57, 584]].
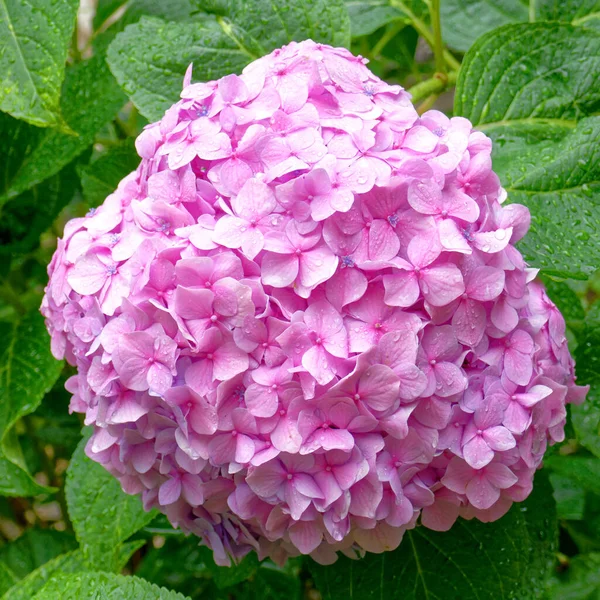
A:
[[544, 455, 600, 496], [0, 563, 18, 598], [0, 160, 81, 256], [456, 23, 600, 128], [65, 433, 157, 571], [0, 0, 78, 128], [2, 542, 146, 600], [0, 311, 63, 496], [0, 529, 77, 581], [197, 546, 257, 589], [0, 50, 127, 204], [2, 551, 86, 600], [440, 0, 600, 53], [196, 0, 351, 52], [345, 0, 409, 37], [547, 553, 600, 599], [440, 0, 528, 53], [108, 0, 351, 122], [244, 561, 302, 600], [107, 16, 255, 122], [309, 472, 556, 600], [549, 473, 586, 520], [572, 388, 600, 457], [535, 0, 600, 26], [78, 139, 141, 206], [575, 303, 600, 385], [493, 118, 600, 279], [455, 23, 600, 279], [32, 572, 190, 600]]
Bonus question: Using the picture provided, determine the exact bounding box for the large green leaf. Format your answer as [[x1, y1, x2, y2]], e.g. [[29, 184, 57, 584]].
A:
[[2, 542, 145, 600], [491, 117, 600, 279], [309, 472, 556, 600], [0, 563, 18, 598], [549, 473, 586, 520], [544, 455, 600, 496], [344, 0, 409, 37], [195, 0, 351, 52], [456, 23, 600, 128], [31, 572, 190, 600], [575, 303, 600, 385], [455, 23, 600, 279], [65, 434, 156, 571], [0, 311, 63, 496], [107, 0, 351, 122], [0, 0, 78, 128], [440, 0, 600, 53], [534, 0, 600, 26], [0, 50, 127, 204], [440, 0, 528, 53], [106, 16, 256, 122]]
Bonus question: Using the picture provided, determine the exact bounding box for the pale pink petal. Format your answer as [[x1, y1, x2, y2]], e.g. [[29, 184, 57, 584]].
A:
[[359, 364, 400, 411], [483, 426, 516, 452], [326, 267, 368, 309], [505, 350, 533, 386], [407, 180, 442, 215], [289, 521, 323, 554], [383, 271, 419, 307], [261, 253, 299, 288], [159, 477, 182, 505], [213, 215, 248, 249], [466, 473, 500, 510], [420, 264, 465, 306], [68, 254, 108, 295], [484, 463, 518, 489], [452, 299, 486, 347], [299, 247, 338, 289], [214, 343, 249, 381], [302, 345, 335, 385], [467, 266, 505, 301], [463, 436, 494, 470]]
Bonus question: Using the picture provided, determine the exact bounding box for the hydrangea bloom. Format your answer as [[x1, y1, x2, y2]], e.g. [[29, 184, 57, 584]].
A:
[[42, 40, 588, 566]]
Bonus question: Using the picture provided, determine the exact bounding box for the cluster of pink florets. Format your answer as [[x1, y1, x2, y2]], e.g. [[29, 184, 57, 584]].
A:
[[42, 40, 587, 566]]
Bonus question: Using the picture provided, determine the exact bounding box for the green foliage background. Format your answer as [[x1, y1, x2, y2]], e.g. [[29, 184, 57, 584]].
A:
[[0, 0, 599, 597]]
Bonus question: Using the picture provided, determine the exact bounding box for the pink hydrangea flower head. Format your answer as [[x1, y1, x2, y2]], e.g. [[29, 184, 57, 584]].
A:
[[41, 40, 587, 566]]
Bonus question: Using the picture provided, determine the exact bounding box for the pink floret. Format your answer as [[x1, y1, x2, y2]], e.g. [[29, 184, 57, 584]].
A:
[[41, 40, 587, 566]]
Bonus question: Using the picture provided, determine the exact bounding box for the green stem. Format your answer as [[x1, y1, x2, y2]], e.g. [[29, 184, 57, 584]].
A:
[[529, 0, 536, 22], [372, 21, 406, 58], [407, 70, 458, 104], [430, 0, 446, 74], [391, 0, 460, 71], [417, 93, 440, 114]]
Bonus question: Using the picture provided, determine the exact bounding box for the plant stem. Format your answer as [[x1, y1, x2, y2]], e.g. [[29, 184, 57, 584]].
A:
[[417, 93, 440, 114], [391, 0, 460, 71], [430, 0, 446, 74], [407, 70, 458, 104], [371, 21, 406, 58]]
